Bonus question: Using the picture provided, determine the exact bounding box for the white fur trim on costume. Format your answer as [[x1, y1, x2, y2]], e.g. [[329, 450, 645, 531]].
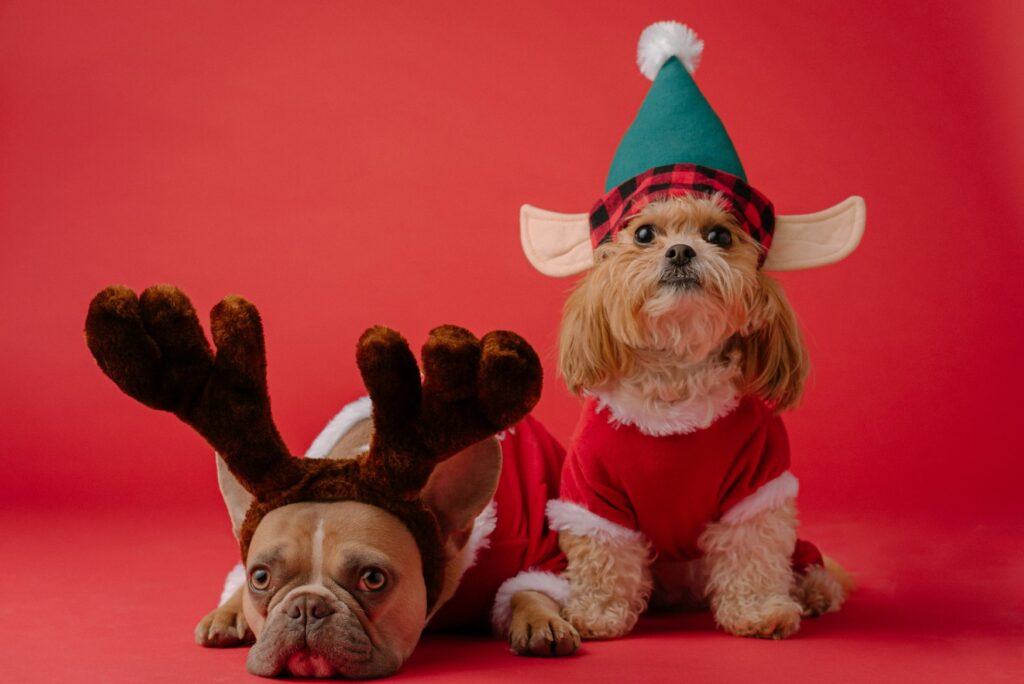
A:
[[305, 396, 372, 459], [219, 563, 246, 606], [491, 570, 572, 634], [637, 21, 704, 79], [720, 471, 800, 524], [546, 499, 645, 543], [592, 380, 739, 437], [464, 501, 498, 571]]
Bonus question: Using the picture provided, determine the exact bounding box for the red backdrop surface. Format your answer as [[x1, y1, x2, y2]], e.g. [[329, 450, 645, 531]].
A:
[[1, 1, 1022, 682]]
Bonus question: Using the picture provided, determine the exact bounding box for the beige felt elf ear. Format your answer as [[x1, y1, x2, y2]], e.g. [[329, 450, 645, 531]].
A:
[[520, 205, 594, 277], [520, 196, 866, 276], [762, 196, 866, 271]]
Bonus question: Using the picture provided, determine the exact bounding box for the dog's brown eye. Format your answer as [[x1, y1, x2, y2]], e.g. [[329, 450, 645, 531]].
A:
[[705, 226, 732, 247], [634, 225, 656, 245], [249, 567, 271, 591], [358, 567, 388, 592]]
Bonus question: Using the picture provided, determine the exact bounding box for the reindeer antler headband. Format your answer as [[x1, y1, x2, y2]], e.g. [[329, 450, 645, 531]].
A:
[[85, 285, 542, 610]]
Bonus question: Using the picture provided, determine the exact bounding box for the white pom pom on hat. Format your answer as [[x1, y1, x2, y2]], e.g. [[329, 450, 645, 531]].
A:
[[637, 21, 704, 80]]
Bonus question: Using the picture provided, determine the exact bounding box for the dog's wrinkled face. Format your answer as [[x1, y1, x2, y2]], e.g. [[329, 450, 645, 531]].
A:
[[242, 501, 426, 678], [560, 194, 807, 409], [217, 434, 501, 679]]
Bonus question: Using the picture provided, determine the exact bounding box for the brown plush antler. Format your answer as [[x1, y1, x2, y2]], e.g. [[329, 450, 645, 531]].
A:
[[86, 284, 542, 609], [85, 285, 304, 499], [356, 324, 542, 498]]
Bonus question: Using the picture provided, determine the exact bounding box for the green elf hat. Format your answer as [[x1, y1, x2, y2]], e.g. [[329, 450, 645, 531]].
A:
[[521, 21, 865, 276]]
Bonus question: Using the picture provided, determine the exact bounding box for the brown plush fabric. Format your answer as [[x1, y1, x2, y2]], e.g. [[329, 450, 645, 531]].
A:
[[84, 285, 542, 610]]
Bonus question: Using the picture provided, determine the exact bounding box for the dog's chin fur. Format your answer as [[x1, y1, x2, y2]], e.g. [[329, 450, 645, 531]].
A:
[[555, 195, 843, 640]]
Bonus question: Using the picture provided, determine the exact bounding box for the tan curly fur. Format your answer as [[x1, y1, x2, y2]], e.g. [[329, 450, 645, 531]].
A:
[[558, 531, 652, 639], [559, 195, 807, 410], [700, 501, 804, 638], [555, 196, 841, 640], [794, 563, 847, 617]]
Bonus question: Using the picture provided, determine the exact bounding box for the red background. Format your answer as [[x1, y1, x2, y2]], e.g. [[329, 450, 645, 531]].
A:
[[2, 1, 1021, 682]]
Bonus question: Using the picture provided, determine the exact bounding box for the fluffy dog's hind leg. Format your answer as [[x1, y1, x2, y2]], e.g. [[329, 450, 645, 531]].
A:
[[793, 561, 847, 617], [700, 501, 803, 639]]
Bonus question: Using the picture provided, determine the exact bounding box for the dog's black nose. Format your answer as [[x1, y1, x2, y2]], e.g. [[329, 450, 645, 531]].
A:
[[665, 244, 696, 265], [286, 594, 335, 623]]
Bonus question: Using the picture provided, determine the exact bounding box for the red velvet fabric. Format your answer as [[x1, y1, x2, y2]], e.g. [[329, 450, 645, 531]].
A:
[[429, 416, 566, 630], [560, 396, 798, 559]]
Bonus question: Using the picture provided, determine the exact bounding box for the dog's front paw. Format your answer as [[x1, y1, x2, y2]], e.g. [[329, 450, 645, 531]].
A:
[[195, 604, 254, 647], [564, 597, 639, 640], [793, 566, 845, 617], [714, 594, 802, 640], [507, 591, 580, 657]]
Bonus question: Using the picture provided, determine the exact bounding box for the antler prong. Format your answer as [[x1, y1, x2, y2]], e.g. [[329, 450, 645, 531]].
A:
[[356, 323, 542, 497], [355, 326, 422, 441]]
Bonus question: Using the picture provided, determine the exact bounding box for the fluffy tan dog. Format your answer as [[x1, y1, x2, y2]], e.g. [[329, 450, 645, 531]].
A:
[[552, 194, 849, 640]]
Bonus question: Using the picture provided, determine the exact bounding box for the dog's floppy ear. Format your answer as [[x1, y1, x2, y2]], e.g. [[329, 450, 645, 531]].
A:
[[216, 453, 254, 540], [419, 437, 502, 547], [737, 274, 809, 411], [559, 273, 628, 394]]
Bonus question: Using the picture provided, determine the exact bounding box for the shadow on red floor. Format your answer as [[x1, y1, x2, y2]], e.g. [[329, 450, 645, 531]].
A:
[[2, 505, 1021, 683]]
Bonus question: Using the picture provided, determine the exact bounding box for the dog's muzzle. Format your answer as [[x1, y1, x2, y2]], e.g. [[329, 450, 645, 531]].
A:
[[660, 243, 701, 289], [247, 588, 387, 679]]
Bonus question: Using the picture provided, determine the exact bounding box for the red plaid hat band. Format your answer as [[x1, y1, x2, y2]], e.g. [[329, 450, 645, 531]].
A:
[[588, 164, 776, 262]]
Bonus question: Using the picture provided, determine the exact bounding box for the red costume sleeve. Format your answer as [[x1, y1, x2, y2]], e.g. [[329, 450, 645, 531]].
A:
[[559, 405, 639, 532]]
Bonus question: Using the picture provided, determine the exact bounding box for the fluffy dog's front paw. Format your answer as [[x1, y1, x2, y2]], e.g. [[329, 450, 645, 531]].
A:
[[195, 605, 254, 647], [714, 594, 802, 640], [564, 598, 639, 640], [793, 566, 845, 617], [507, 591, 580, 657]]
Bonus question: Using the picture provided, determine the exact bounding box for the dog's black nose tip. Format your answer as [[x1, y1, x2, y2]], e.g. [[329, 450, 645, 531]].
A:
[[665, 244, 696, 264]]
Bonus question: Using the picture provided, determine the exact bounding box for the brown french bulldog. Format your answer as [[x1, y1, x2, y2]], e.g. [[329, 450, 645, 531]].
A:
[[203, 435, 569, 678], [85, 285, 578, 679]]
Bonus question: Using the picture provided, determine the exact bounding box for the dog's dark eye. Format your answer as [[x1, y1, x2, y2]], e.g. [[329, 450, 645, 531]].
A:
[[358, 567, 388, 593], [249, 567, 271, 591], [705, 226, 732, 247], [634, 225, 656, 245]]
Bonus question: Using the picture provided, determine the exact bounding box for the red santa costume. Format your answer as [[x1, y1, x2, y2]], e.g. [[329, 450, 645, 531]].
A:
[[546, 391, 823, 592]]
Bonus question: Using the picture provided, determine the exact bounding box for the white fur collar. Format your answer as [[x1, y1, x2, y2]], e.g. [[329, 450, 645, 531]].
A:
[[592, 362, 740, 437]]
